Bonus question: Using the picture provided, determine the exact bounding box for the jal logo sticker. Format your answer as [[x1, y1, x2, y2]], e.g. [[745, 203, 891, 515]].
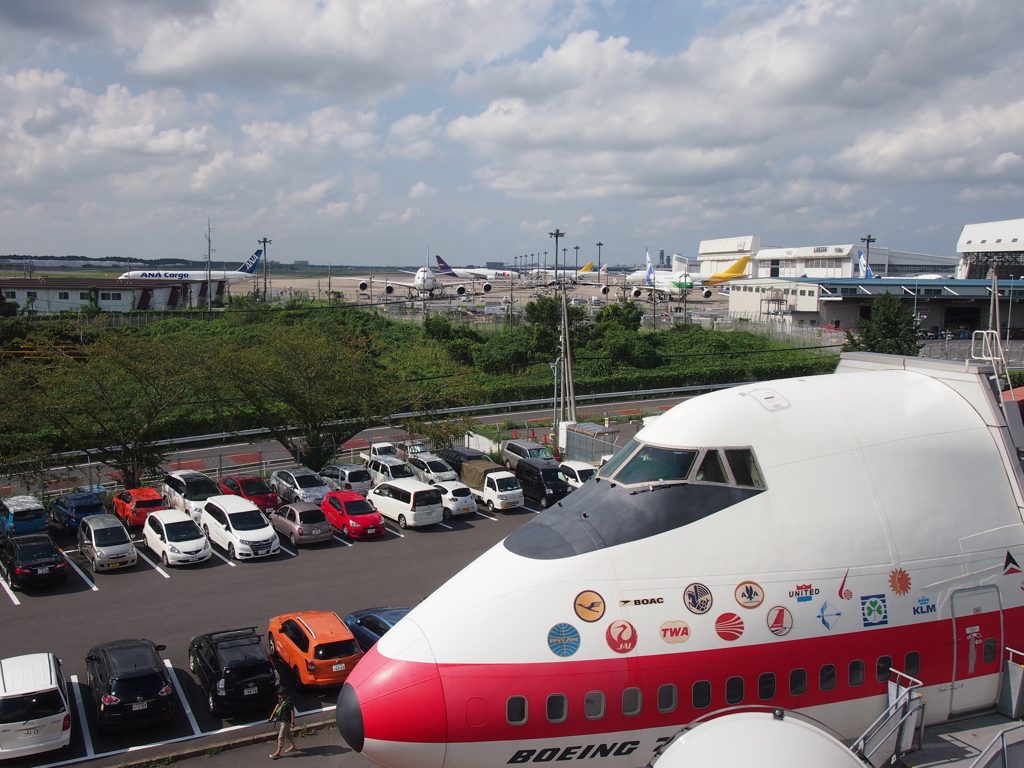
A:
[[574, 591, 605, 622], [789, 584, 819, 602], [715, 613, 745, 641], [861, 595, 888, 627], [914, 596, 936, 616], [817, 601, 841, 631], [606, 620, 637, 653], [766, 606, 793, 636], [547, 623, 581, 657], [888, 568, 911, 596], [734, 581, 764, 609], [660, 620, 691, 644], [684, 583, 713, 614]]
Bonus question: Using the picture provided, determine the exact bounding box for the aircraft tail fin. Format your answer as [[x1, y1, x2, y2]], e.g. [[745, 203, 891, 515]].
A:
[[236, 249, 263, 275], [645, 248, 655, 287], [599, 264, 608, 274], [435, 255, 456, 274], [671, 254, 692, 272], [578, 262, 594, 273], [722, 255, 750, 276], [858, 250, 875, 279]]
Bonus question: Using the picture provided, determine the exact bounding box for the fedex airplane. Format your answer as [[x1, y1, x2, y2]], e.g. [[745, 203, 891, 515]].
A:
[[338, 347, 1024, 768], [118, 249, 262, 282], [435, 256, 516, 281]]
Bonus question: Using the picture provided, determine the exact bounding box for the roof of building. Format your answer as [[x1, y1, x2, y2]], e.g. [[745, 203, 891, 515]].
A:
[[0, 277, 131, 289], [957, 218, 1024, 253]]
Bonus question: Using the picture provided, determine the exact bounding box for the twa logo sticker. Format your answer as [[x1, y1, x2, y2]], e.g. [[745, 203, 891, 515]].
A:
[[734, 581, 764, 609], [684, 583, 713, 614], [838, 569, 852, 600], [714, 613, 744, 641], [660, 621, 691, 644], [888, 568, 911, 596], [574, 591, 605, 622], [766, 606, 793, 636], [547, 623, 580, 657], [606, 620, 637, 653]]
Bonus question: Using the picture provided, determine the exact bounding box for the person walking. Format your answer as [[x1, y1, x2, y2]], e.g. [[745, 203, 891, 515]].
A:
[[269, 688, 297, 759]]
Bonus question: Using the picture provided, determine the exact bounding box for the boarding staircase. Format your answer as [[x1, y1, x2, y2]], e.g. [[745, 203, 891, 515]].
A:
[[851, 669, 926, 767]]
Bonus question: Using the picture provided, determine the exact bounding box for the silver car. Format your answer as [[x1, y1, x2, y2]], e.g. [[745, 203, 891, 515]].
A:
[[269, 503, 334, 547], [408, 455, 458, 484], [320, 464, 373, 496], [77, 514, 138, 572], [269, 468, 329, 504]]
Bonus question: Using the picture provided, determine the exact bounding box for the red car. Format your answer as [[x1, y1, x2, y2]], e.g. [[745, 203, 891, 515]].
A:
[[218, 475, 280, 513], [113, 488, 166, 526], [321, 491, 385, 539]]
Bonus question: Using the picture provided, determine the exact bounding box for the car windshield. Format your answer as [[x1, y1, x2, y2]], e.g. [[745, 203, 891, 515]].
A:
[[224, 663, 274, 683], [183, 476, 220, 500], [0, 690, 65, 724], [346, 469, 371, 483], [539, 468, 567, 484], [576, 468, 596, 483], [528, 447, 553, 459], [314, 640, 358, 660], [390, 464, 415, 479], [344, 499, 376, 515], [295, 474, 326, 489], [228, 510, 269, 531], [450, 487, 472, 498], [298, 509, 327, 524], [165, 520, 203, 542], [110, 673, 165, 700], [613, 445, 699, 485], [94, 527, 130, 546], [240, 479, 272, 495], [426, 460, 451, 473], [136, 499, 165, 510], [496, 477, 521, 491], [17, 541, 58, 560], [375, 446, 397, 456], [13, 509, 44, 522]]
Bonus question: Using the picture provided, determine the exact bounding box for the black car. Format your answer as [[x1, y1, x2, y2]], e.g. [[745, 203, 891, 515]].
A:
[[515, 457, 570, 509], [437, 446, 487, 476], [188, 628, 278, 715], [85, 639, 174, 731], [342, 607, 412, 654], [0, 534, 68, 589]]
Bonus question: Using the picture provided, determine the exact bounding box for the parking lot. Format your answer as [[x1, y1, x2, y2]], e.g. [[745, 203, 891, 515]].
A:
[[0, 498, 542, 768]]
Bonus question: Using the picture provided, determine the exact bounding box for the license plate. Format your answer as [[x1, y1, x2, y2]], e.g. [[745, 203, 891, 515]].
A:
[[312, 528, 321, 535], [37, 566, 50, 574], [366, 528, 376, 534], [332, 663, 346, 671], [254, 549, 267, 556], [108, 562, 120, 569], [132, 702, 148, 711], [244, 686, 258, 696], [20, 728, 38, 737]]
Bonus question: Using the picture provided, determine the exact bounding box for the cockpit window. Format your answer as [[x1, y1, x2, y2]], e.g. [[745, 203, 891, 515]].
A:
[[694, 450, 729, 484], [726, 449, 764, 488], [613, 446, 698, 486], [598, 440, 638, 479]]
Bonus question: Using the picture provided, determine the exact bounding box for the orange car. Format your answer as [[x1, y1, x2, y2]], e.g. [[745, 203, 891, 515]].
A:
[[267, 611, 362, 690], [112, 487, 166, 526]]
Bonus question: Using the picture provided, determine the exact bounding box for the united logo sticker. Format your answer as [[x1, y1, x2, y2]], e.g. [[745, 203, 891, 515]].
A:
[[861, 594, 888, 627], [574, 591, 605, 622], [888, 568, 911, 596], [547, 623, 581, 657], [660, 620, 691, 644], [735, 581, 764, 609], [684, 583, 713, 614], [766, 606, 793, 636], [715, 612, 745, 641], [606, 620, 637, 653], [817, 601, 841, 631], [790, 584, 819, 602]]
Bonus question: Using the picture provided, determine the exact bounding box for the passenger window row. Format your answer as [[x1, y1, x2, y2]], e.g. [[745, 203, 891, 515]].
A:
[[505, 651, 920, 725]]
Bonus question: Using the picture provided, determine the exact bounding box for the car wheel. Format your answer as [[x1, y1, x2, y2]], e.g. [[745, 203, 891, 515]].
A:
[[540, 496, 549, 509], [398, 514, 408, 529], [505, 460, 513, 470], [208, 693, 218, 716], [293, 666, 306, 693], [161, 551, 169, 567], [188, 652, 197, 673], [342, 524, 349, 537], [268, 633, 278, 658], [289, 532, 298, 548], [442, 508, 452, 521], [203, 524, 210, 538], [487, 500, 495, 513], [91, 554, 100, 572], [228, 543, 236, 560]]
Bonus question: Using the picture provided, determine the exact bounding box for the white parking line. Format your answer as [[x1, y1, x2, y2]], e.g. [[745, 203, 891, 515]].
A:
[[163, 659, 200, 736], [476, 510, 498, 521], [64, 557, 98, 592], [437, 522, 453, 530], [68, 675, 94, 758], [332, 534, 353, 547], [278, 545, 297, 558], [135, 550, 170, 579], [385, 525, 405, 538], [0, 576, 20, 605], [211, 550, 237, 567]]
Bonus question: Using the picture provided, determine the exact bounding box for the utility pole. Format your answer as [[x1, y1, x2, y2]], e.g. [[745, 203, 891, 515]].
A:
[[258, 237, 272, 301], [860, 234, 876, 277], [205, 218, 215, 310], [596, 242, 604, 287], [574, 245, 579, 277]]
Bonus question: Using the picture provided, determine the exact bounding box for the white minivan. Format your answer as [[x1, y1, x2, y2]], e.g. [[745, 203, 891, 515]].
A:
[[368, 479, 444, 529], [200, 495, 280, 560], [0, 653, 71, 760]]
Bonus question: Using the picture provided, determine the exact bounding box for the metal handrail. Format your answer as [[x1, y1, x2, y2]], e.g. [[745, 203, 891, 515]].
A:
[[968, 721, 1024, 768], [851, 668, 924, 762]]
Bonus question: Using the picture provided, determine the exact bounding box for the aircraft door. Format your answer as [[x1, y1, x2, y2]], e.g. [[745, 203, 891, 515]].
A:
[[949, 586, 1003, 716]]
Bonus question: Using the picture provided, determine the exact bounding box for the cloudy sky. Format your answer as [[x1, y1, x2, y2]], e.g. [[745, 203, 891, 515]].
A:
[[1, 0, 1022, 267]]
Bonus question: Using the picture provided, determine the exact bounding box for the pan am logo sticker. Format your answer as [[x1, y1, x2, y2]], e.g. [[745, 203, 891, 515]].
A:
[[861, 595, 888, 627], [715, 613, 745, 641], [734, 581, 764, 609], [574, 591, 605, 622], [660, 621, 691, 644], [606, 620, 637, 653], [684, 583, 713, 614], [766, 606, 793, 636], [547, 623, 581, 657]]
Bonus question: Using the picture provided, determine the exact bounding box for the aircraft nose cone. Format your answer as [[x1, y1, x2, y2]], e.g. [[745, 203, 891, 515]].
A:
[[336, 682, 364, 752]]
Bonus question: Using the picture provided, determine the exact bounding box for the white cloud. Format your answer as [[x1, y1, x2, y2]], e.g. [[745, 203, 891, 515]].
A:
[[409, 181, 438, 199], [463, 217, 490, 234]]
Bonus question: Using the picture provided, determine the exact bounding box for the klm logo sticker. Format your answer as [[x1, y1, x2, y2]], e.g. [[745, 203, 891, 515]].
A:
[[914, 596, 936, 616], [861, 594, 888, 627]]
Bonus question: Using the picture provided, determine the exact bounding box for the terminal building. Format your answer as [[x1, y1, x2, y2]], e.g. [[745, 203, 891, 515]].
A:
[[0, 277, 217, 314]]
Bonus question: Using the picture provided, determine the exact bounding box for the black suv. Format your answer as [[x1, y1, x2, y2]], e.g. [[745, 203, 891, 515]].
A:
[[188, 628, 278, 715], [0, 534, 68, 589], [85, 639, 174, 731], [437, 446, 487, 476]]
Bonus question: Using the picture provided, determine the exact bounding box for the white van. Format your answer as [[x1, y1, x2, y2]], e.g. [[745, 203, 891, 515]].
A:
[[0, 653, 71, 759], [368, 479, 444, 529]]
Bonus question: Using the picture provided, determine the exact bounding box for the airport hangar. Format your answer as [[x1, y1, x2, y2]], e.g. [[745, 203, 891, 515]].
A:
[[0, 277, 227, 314]]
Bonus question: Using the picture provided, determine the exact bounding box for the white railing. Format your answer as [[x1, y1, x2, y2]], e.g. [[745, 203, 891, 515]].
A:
[[851, 669, 925, 767]]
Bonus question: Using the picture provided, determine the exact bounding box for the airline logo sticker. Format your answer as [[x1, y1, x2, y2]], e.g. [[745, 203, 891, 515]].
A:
[[574, 591, 605, 622], [547, 623, 581, 657], [715, 613, 745, 641], [619, 597, 664, 607], [817, 601, 841, 630], [684, 583, 713, 614], [766, 606, 793, 636], [606, 620, 637, 653], [734, 581, 764, 609], [914, 596, 936, 616], [861, 595, 888, 627], [660, 621, 691, 644], [888, 568, 911, 596], [1005, 552, 1022, 575], [838, 569, 853, 600], [790, 584, 819, 602]]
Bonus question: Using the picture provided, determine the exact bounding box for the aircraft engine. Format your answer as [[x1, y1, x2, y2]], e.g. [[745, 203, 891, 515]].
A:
[[701, 288, 713, 299], [631, 287, 643, 299], [384, 284, 395, 295], [601, 285, 611, 295], [358, 280, 369, 292], [482, 282, 493, 293], [455, 284, 467, 296]]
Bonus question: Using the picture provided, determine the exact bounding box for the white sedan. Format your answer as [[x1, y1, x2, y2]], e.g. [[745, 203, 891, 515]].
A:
[[433, 481, 477, 520], [199, 495, 280, 560], [143, 509, 212, 566]]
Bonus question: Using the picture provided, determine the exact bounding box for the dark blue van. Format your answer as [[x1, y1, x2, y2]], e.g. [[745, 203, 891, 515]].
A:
[[49, 492, 106, 532]]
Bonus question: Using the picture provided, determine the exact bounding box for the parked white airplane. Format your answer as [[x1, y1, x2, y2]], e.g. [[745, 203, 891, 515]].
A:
[[342, 253, 454, 299], [435, 256, 515, 281], [532, 262, 596, 283], [117, 249, 262, 282], [624, 249, 749, 299], [338, 347, 1024, 768]]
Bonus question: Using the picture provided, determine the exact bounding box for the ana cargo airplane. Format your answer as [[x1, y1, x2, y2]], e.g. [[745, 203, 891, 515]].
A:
[[338, 346, 1024, 768], [118, 249, 262, 282]]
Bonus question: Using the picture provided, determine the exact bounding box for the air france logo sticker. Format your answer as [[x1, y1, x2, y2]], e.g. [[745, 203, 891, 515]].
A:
[[574, 591, 605, 622], [766, 606, 793, 636], [547, 623, 581, 657], [684, 583, 713, 614], [606, 620, 637, 653], [734, 581, 764, 609], [660, 621, 691, 644], [861, 595, 888, 627]]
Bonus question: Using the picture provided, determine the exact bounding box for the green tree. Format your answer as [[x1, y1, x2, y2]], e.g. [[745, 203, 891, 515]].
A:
[[843, 292, 922, 356], [594, 300, 643, 334]]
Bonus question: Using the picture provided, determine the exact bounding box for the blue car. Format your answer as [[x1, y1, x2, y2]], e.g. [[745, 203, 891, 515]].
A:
[[0, 496, 47, 536], [48, 492, 106, 532], [342, 607, 412, 653]]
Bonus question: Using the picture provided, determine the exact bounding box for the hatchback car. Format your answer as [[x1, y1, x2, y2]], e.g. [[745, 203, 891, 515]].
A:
[[515, 457, 570, 509], [48, 493, 106, 533], [437, 446, 487, 475], [188, 628, 278, 715], [319, 464, 373, 496], [269, 468, 329, 504], [320, 491, 385, 539], [217, 475, 279, 513], [559, 460, 596, 490], [408, 455, 458, 484], [200, 496, 280, 560], [77, 514, 137, 572], [143, 509, 212, 566], [267, 611, 362, 690], [269, 503, 333, 548], [0, 496, 47, 536], [112, 487, 166, 527], [161, 470, 222, 522], [368, 479, 444, 529], [0, 535, 67, 589], [502, 440, 555, 471], [433, 481, 477, 520], [342, 607, 412, 653], [0, 653, 71, 760], [364, 456, 416, 487], [85, 639, 174, 731]]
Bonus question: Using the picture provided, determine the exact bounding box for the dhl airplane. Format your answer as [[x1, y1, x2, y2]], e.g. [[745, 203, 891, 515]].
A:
[[625, 249, 749, 299], [117, 249, 262, 282], [338, 348, 1024, 768]]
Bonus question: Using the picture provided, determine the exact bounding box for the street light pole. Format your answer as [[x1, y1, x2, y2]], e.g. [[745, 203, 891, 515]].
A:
[[258, 237, 272, 301], [596, 242, 603, 286], [860, 234, 876, 276], [574, 245, 579, 277]]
